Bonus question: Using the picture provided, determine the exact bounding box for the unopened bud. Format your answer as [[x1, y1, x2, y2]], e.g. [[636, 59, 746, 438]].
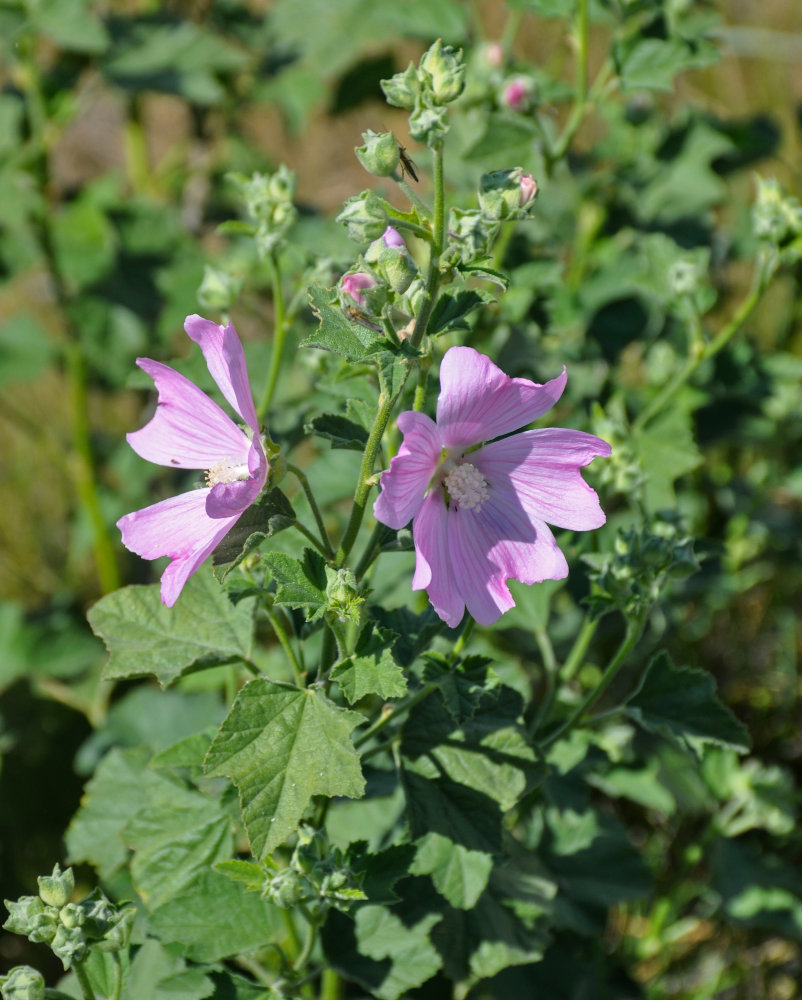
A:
[[479, 167, 534, 220], [519, 173, 538, 207], [341, 272, 377, 308], [355, 130, 400, 177], [502, 76, 534, 111], [337, 191, 388, 244], [37, 865, 75, 910], [419, 39, 465, 105], [381, 62, 418, 110], [0, 966, 46, 1000]]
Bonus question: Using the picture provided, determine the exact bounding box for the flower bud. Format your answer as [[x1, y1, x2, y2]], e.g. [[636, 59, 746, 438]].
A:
[[0, 966, 46, 1000], [479, 167, 529, 221], [341, 272, 377, 308], [58, 903, 85, 930], [325, 568, 365, 626], [367, 238, 418, 295], [336, 190, 388, 243], [419, 39, 465, 105], [519, 173, 538, 207], [381, 225, 405, 249], [502, 76, 535, 111], [381, 62, 418, 110], [355, 130, 400, 177], [37, 865, 75, 909], [483, 42, 504, 69], [447, 207, 494, 265], [197, 265, 242, 313], [51, 924, 88, 970], [409, 104, 449, 146]]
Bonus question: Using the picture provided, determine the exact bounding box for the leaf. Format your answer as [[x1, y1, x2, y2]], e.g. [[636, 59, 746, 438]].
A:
[[124, 787, 233, 909], [427, 289, 494, 336], [0, 313, 54, 387], [123, 938, 213, 1000], [463, 116, 539, 162], [632, 403, 703, 509], [214, 860, 265, 893], [331, 625, 408, 704], [261, 549, 327, 617], [626, 651, 751, 756], [346, 842, 416, 905], [410, 832, 493, 910], [614, 36, 720, 93], [31, 0, 109, 53], [88, 572, 255, 687], [211, 488, 295, 579], [149, 870, 282, 962], [304, 285, 382, 360], [305, 412, 369, 451], [354, 906, 443, 1000], [402, 770, 503, 854], [203, 678, 365, 857]]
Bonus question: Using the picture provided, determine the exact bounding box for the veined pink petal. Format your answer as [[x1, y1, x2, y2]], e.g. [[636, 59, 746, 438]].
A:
[[374, 410, 442, 530], [185, 315, 261, 434], [411, 490, 465, 628], [117, 489, 241, 607], [128, 359, 250, 469], [479, 488, 569, 585], [447, 506, 517, 625], [476, 428, 611, 531], [436, 347, 567, 450], [206, 436, 268, 518]]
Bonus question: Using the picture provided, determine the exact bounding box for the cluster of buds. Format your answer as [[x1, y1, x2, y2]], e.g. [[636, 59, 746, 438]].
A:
[[752, 176, 802, 265], [584, 512, 699, 621], [337, 226, 418, 327], [262, 827, 365, 917], [197, 263, 244, 313], [3, 865, 135, 972], [225, 164, 298, 257], [589, 400, 644, 498], [445, 167, 539, 265], [382, 39, 465, 147], [324, 567, 366, 628]]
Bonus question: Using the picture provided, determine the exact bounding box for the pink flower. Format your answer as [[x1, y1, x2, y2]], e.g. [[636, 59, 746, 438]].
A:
[[520, 173, 538, 206], [117, 315, 268, 607], [503, 77, 531, 111], [373, 347, 610, 627], [341, 272, 377, 307], [380, 225, 406, 249]]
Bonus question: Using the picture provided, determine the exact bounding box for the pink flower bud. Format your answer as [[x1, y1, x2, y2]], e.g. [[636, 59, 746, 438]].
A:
[[520, 173, 538, 207], [341, 272, 377, 308], [484, 42, 504, 69], [503, 78, 530, 111], [382, 225, 406, 249]]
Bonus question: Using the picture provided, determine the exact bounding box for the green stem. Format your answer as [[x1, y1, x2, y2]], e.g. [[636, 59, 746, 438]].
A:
[[73, 962, 97, 1000], [293, 912, 319, 972], [354, 682, 438, 750], [353, 521, 387, 582], [267, 608, 305, 687], [110, 952, 123, 1000], [335, 390, 398, 566], [412, 358, 430, 411], [550, 0, 589, 162], [410, 145, 446, 351], [533, 625, 557, 675], [321, 968, 344, 1000], [258, 250, 287, 420], [390, 218, 433, 242], [450, 617, 476, 661], [293, 519, 331, 557], [281, 909, 303, 960], [559, 617, 599, 682], [633, 254, 771, 432], [544, 619, 644, 747], [393, 174, 432, 220], [288, 464, 334, 558]]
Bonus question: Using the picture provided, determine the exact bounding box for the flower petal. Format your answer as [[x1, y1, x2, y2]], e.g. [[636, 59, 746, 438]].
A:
[[446, 505, 518, 626], [185, 315, 260, 434], [436, 346, 567, 450], [205, 436, 268, 518], [128, 359, 249, 470], [374, 410, 441, 530], [411, 489, 465, 628], [479, 487, 569, 586], [117, 489, 240, 607], [476, 428, 611, 530]]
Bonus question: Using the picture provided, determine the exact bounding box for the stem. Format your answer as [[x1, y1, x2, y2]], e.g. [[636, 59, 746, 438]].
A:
[[321, 968, 344, 1000], [543, 619, 644, 748], [533, 626, 557, 675], [110, 952, 123, 1000], [258, 250, 287, 420], [450, 617, 476, 661], [633, 254, 771, 432], [73, 962, 97, 1000], [559, 617, 599, 682], [390, 218, 433, 242], [354, 682, 438, 750], [353, 521, 387, 581], [292, 519, 331, 557], [288, 464, 334, 558], [393, 173, 432, 220], [266, 608, 305, 687], [410, 145, 446, 351], [293, 912, 319, 972], [412, 359, 429, 411], [550, 0, 589, 161], [335, 391, 398, 565]]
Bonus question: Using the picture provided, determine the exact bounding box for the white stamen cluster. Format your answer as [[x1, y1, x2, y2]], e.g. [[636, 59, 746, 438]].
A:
[[205, 459, 251, 487], [443, 461, 489, 512]]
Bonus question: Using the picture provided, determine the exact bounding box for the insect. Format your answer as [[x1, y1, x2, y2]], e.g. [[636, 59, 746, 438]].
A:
[[397, 140, 419, 183], [345, 305, 383, 333]]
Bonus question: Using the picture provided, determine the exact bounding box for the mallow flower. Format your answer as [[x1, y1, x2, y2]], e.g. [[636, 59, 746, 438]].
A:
[[374, 347, 611, 627], [118, 315, 268, 607]]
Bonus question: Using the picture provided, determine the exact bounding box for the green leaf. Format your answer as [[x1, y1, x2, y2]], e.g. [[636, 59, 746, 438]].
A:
[[0, 313, 54, 388], [463, 116, 539, 162], [32, 0, 109, 53], [331, 625, 408, 704], [149, 870, 282, 962], [354, 906, 443, 1000], [51, 196, 116, 292], [304, 285, 383, 360], [124, 787, 233, 909], [627, 651, 751, 756], [123, 938, 213, 1000], [214, 860, 265, 893], [402, 770, 503, 854], [411, 832, 493, 910], [614, 36, 720, 93], [262, 549, 327, 617], [211, 487, 295, 579], [204, 678, 365, 857], [305, 412, 369, 450], [632, 403, 702, 509], [88, 573, 255, 687], [427, 289, 494, 336]]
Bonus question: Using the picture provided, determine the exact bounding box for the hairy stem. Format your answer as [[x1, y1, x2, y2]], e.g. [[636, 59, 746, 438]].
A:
[[267, 608, 305, 686], [410, 145, 446, 350], [73, 962, 97, 1000], [258, 250, 287, 420], [354, 682, 438, 750], [288, 464, 334, 559]]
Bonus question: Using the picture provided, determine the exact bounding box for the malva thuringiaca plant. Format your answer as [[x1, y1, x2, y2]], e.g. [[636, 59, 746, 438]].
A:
[[4, 10, 802, 1000]]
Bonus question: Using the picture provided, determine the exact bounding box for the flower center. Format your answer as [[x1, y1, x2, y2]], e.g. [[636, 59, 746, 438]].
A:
[[443, 461, 489, 512], [205, 458, 251, 487]]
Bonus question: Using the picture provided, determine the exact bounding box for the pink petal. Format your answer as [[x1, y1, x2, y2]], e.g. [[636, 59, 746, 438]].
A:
[[436, 347, 567, 450], [476, 428, 610, 530], [128, 359, 249, 470], [184, 315, 260, 434], [117, 489, 241, 607], [374, 411, 442, 530], [411, 489, 465, 628], [206, 436, 268, 518]]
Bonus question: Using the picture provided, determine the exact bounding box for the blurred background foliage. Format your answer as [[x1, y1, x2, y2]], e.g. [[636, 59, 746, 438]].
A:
[[0, 0, 801, 996]]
